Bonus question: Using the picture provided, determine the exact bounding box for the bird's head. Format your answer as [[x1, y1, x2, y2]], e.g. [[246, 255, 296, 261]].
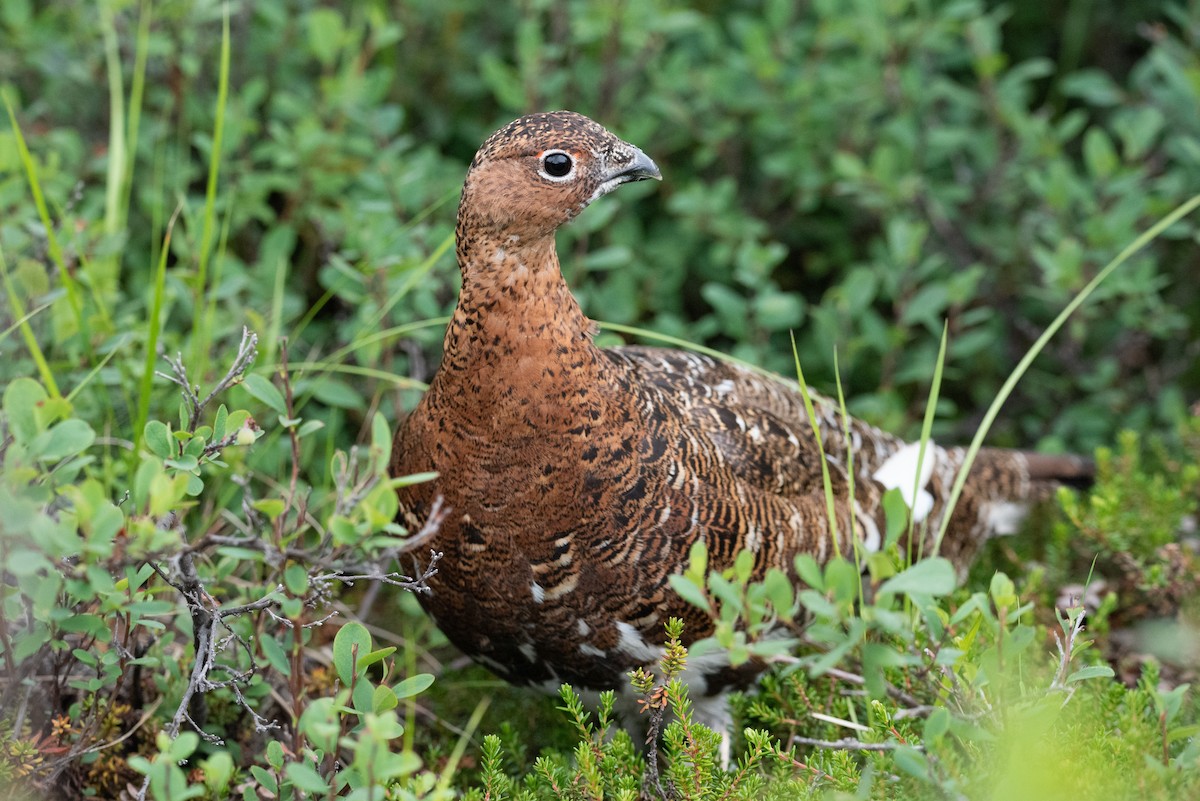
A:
[[457, 111, 661, 242]]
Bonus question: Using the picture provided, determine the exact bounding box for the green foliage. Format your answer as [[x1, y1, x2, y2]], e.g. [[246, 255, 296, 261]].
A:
[[1059, 428, 1200, 562], [1, 0, 1199, 799]]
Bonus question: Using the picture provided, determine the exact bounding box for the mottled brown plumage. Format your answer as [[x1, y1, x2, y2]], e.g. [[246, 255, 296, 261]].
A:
[[390, 111, 1092, 700]]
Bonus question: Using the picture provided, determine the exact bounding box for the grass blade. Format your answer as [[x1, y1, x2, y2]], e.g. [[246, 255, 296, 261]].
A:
[[190, 2, 231, 377], [0, 242, 61, 399], [3, 91, 90, 351], [791, 331, 841, 559], [913, 322, 947, 564], [133, 205, 183, 459]]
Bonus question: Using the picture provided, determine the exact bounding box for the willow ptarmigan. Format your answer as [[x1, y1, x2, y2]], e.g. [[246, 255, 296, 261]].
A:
[[390, 110, 1092, 720]]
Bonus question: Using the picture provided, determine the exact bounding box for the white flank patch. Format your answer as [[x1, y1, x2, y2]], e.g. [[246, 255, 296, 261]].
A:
[[518, 643, 538, 663], [530, 582, 545, 604], [873, 441, 937, 522], [576, 619, 591, 636], [579, 643, 607, 658], [856, 501, 883, 553], [714, 379, 736, 396], [744, 523, 762, 554], [690, 692, 733, 767], [615, 622, 662, 663], [676, 645, 750, 769], [985, 500, 1029, 536]]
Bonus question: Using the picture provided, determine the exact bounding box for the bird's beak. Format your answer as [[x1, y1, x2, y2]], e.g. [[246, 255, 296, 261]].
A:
[[610, 146, 662, 184], [590, 145, 662, 205]]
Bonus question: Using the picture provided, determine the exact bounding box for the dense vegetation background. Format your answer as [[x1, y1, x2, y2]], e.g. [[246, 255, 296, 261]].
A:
[[0, 0, 1198, 798]]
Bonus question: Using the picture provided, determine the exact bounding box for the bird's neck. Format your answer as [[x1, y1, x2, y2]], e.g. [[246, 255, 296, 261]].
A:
[[441, 233, 598, 374]]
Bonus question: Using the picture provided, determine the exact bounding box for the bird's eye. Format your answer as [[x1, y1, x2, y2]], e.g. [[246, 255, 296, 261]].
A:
[[541, 151, 574, 179]]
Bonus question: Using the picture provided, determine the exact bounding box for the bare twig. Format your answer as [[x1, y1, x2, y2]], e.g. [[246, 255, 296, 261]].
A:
[[1050, 598, 1087, 704], [791, 735, 918, 752], [156, 327, 258, 432]]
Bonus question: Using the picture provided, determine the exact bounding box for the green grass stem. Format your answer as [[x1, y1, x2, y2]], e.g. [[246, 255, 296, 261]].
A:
[[0, 243, 61, 399], [913, 323, 948, 564], [133, 206, 182, 460], [4, 92, 90, 352], [791, 331, 841, 559], [190, 3, 231, 378]]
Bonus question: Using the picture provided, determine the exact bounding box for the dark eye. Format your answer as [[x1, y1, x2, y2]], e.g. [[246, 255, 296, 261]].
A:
[[542, 152, 573, 178]]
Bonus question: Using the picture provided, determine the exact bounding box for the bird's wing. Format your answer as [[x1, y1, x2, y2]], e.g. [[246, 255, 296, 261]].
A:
[[606, 345, 906, 491]]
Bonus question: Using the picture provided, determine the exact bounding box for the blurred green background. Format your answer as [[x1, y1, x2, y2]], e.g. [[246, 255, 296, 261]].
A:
[[2, 0, 1198, 459], [3, 2, 1200, 796]]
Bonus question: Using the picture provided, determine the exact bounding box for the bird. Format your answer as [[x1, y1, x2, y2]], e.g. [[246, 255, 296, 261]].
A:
[[389, 110, 1093, 733]]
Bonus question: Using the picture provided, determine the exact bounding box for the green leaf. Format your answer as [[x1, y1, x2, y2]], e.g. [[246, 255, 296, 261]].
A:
[[201, 751, 234, 794], [58, 614, 108, 638], [1067, 665, 1115, 682], [923, 707, 950, 742], [334, 621, 372, 685], [686, 539, 708, 583], [668, 574, 710, 612], [164, 455, 199, 472], [167, 731, 200, 761], [793, 554, 823, 591], [305, 8, 345, 68], [284, 564, 309, 596], [252, 499, 286, 520], [266, 739, 285, 770], [881, 488, 909, 548], [762, 568, 794, 620], [259, 633, 291, 678], [371, 411, 392, 462], [36, 419, 95, 462], [285, 761, 331, 794], [824, 557, 859, 604], [1167, 724, 1200, 744], [732, 549, 754, 584], [990, 572, 1017, 610], [892, 745, 929, 779], [1083, 128, 1118, 179], [373, 685, 399, 714], [353, 648, 392, 675], [352, 675, 375, 715], [393, 672, 434, 700], [1113, 106, 1164, 161], [3, 377, 47, 442], [309, 377, 365, 411], [878, 557, 956, 598], [249, 765, 278, 794], [279, 597, 303, 618], [212, 404, 229, 441], [242, 373, 286, 415], [144, 420, 173, 458], [1060, 68, 1123, 106]]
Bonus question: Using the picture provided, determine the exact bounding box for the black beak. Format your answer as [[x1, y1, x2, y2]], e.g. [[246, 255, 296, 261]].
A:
[[611, 146, 661, 183]]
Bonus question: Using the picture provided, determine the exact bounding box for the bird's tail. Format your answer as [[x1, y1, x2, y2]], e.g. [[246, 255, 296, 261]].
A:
[[922, 446, 1094, 572], [1021, 451, 1096, 491]]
